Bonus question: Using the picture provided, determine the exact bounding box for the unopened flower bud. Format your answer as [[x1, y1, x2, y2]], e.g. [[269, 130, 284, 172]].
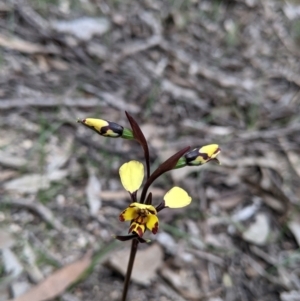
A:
[[185, 144, 220, 166], [78, 118, 133, 139]]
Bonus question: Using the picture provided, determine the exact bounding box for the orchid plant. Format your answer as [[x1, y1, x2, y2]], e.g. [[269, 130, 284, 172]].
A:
[[78, 112, 220, 301]]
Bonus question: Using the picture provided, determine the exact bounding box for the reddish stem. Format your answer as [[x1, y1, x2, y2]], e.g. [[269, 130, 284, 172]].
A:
[[121, 239, 139, 301]]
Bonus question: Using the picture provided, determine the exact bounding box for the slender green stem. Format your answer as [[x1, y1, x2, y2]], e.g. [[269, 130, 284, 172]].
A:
[[121, 239, 139, 301], [122, 128, 134, 139]]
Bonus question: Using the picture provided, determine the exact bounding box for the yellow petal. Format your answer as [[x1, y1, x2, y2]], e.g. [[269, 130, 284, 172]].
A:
[[164, 186, 192, 208], [119, 203, 139, 221], [146, 215, 159, 234], [199, 144, 220, 159], [119, 161, 144, 193]]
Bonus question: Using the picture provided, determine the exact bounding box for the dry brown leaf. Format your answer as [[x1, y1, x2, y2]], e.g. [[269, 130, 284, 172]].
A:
[[215, 194, 244, 210], [107, 244, 163, 286], [9, 251, 92, 301], [48, 58, 69, 71], [285, 150, 300, 178], [4, 174, 50, 193], [160, 264, 202, 299], [0, 170, 18, 182], [0, 34, 47, 54], [263, 195, 285, 213]]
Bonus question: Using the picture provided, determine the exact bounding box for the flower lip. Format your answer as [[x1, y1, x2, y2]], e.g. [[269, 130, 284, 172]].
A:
[[129, 222, 146, 237], [119, 203, 159, 237]]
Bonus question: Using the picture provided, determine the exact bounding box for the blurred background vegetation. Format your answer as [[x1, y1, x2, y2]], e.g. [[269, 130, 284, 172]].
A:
[[0, 0, 300, 300]]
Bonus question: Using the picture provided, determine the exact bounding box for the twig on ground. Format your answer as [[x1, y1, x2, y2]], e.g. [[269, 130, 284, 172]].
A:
[[114, 36, 161, 62], [188, 249, 225, 267], [113, 12, 162, 62], [29, 232, 64, 267], [263, 1, 300, 57], [245, 255, 290, 289], [0, 95, 139, 113], [0, 97, 103, 109], [160, 42, 254, 91], [81, 84, 140, 113], [236, 123, 300, 140], [14, 0, 50, 35], [0, 198, 68, 233]]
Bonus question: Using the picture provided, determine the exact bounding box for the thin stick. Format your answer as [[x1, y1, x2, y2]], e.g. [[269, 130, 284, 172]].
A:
[[121, 239, 139, 301]]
